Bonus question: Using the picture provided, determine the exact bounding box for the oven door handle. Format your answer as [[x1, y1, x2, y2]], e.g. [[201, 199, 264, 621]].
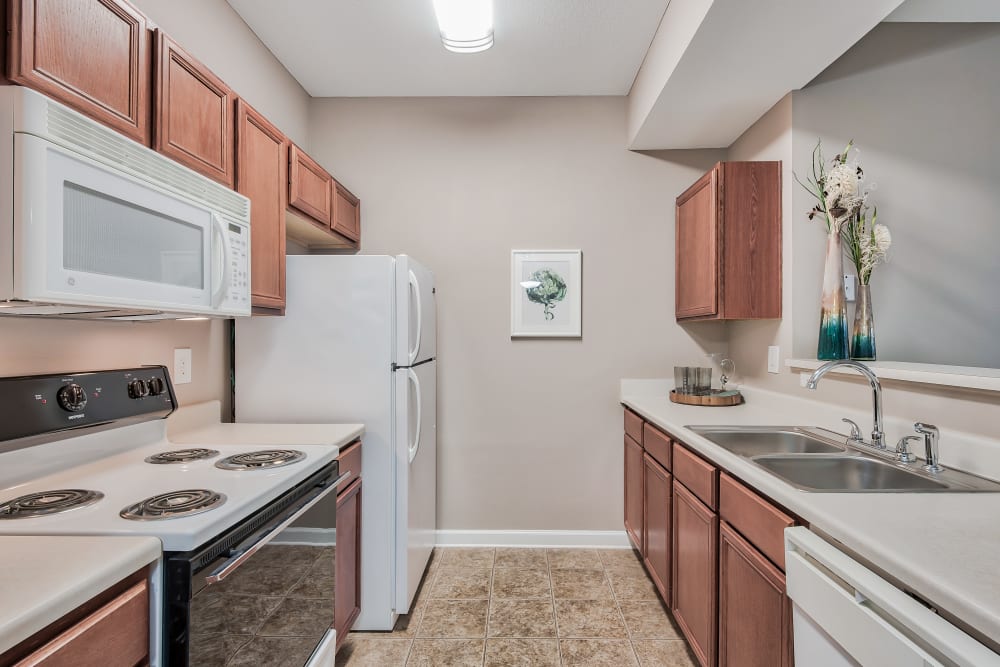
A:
[[204, 471, 351, 585]]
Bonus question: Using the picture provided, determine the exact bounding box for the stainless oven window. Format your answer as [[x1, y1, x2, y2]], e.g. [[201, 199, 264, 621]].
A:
[[63, 181, 205, 289]]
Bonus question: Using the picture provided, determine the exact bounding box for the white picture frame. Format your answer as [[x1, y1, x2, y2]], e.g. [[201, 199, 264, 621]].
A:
[[510, 250, 582, 338]]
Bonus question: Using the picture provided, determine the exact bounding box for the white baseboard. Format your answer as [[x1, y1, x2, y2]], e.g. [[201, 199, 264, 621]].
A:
[[273, 527, 336, 546], [435, 529, 631, 548]]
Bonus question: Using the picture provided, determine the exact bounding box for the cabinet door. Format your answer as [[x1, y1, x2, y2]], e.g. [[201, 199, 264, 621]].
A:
[[642, 453, 671, 602], [16, 580, 149, 667], [289, 145, 333, 226], [332, 181, 361, 244], [624, 434, 644, 554], [675, 166, 719, 319], [719, 522, 792, 667], [335, 478, 362, 651], [9, 0, 151, 144], [236, 100, 286, 313], [154, 30, 234, 187], [672, 480, 718, 667]]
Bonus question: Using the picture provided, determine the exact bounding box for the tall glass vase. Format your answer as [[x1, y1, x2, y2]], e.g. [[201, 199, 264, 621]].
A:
[[851, 284, 876, 360], [817, 232, 849, 360]]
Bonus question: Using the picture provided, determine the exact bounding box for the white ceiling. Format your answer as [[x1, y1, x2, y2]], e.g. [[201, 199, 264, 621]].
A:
[[227, 0, 669, 97]]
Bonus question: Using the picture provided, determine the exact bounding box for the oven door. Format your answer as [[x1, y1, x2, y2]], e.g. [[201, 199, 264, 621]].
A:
[[164, 463, 348, 667], [14, 133, 250, 317]]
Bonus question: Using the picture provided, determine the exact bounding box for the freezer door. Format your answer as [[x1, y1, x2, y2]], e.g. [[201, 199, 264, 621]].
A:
[[394, 359, 437, 611], [395, 255, 436, 364]]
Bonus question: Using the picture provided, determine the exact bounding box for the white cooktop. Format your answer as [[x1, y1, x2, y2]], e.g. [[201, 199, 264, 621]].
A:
[[0, 424, 338, 552]]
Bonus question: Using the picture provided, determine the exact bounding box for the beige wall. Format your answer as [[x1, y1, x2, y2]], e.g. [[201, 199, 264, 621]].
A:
[[308, 96, 726, 530], [726, 45, 1000, 442], [1, 0, 311, 416]]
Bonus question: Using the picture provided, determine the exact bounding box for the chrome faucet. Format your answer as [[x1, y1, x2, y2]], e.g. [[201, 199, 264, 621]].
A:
[[806, 360, 886, 450]]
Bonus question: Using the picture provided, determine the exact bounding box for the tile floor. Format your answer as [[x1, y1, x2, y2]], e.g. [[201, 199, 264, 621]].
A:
[[337, 547, 697, 666]]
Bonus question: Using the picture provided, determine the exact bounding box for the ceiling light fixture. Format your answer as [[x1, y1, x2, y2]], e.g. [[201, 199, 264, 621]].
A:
[[432, 0, 494, 53]]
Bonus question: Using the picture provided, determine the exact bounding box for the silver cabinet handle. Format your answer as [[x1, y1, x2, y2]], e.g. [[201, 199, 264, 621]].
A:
[[205, 471, 351, 585]]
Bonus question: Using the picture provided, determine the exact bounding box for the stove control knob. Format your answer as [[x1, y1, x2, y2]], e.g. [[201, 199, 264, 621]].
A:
[[147, 377, 165, 396], [57, 383, 88, 412], [128, 379, 149, 399]]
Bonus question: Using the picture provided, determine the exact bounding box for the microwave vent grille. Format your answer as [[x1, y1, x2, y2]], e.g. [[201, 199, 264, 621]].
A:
[[43, 105, 249, 221]]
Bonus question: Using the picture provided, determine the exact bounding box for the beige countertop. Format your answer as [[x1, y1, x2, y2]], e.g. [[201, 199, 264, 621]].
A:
[[167, 401, 364, 452], [0, 535, 160, 655], [621, 380, 1000, 652]]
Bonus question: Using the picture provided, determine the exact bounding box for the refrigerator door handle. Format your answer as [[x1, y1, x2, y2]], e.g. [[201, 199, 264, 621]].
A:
[[407, 368, 422, 463], [408, 269, 422, 365]]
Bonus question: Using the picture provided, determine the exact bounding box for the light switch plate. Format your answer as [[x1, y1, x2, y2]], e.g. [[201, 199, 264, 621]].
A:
[[844, 274, 857, 302], [174, 348, 192, 384], [767, 346, 780, 374]]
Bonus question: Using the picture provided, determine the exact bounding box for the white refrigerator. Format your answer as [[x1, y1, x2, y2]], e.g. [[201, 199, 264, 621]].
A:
[[234, 254, 437, 631]]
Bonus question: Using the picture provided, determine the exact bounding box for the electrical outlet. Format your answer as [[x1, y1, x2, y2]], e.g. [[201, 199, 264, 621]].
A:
[[174, 348, 192, 384], [844, 274, 857, 302], [767, 346, 780, 374]]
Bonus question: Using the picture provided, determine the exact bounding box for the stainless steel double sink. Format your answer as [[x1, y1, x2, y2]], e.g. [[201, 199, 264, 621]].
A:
[[685, 426, 1000, 492]]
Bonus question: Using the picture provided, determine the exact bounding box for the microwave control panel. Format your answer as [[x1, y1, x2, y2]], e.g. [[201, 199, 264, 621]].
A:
[[221, 220, 251, 314]]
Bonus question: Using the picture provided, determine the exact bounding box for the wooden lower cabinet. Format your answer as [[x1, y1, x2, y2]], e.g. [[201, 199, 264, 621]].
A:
[[7, 572, 149, 667], [642, 453, 671, 601], [624, 434, 644, 553], [672, 480, 718, 667], [718, 522, 792, 667], [335, 477, 362, 651]]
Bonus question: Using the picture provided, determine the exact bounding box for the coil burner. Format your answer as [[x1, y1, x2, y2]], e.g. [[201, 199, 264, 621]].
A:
[[0, 489, 104, 519], [120, 489, 226, 521], [214, 449, 306, 471]]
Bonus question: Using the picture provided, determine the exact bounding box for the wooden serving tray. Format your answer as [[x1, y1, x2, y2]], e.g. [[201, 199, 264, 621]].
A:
[[669, 389, 744, 407]]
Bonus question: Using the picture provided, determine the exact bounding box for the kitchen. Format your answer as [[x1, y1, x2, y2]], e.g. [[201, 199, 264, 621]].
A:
[[0, 0, 998, 666]]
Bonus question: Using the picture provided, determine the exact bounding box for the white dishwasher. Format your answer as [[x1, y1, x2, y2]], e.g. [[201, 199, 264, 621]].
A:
[[784, 527, 1000, 667]]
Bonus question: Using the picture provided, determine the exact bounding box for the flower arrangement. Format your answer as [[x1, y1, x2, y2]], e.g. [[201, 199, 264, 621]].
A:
[[796, 140, 891, 285], [795, 140, 891, 360]]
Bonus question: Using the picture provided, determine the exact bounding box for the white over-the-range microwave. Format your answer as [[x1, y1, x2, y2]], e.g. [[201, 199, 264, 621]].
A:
[[0, 86, 251, 319]]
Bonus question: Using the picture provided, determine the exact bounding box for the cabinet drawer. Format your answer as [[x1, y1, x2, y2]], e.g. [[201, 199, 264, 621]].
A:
[[642, 423, 671, 471], [719, 473, 794, 570], [673, 442, 718, 509], [17, 580, 148, 667], [337, 440, 362, 493], [624, 409, 643, 445]]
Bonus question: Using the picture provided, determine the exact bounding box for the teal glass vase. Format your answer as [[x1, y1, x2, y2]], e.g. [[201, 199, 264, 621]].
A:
[[817, 232, 849, 360], [850, 284, 876, 360]]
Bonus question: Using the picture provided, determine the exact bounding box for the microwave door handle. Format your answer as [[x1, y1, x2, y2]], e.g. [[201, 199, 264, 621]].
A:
[[204, 471, 351, 585], [210, 213, 232, 308]]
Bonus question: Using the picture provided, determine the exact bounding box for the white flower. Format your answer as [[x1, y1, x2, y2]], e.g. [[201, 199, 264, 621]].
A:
[[859, 223, 891, 283], [826, 163, 858, 199], [872, 224, 891, 254]]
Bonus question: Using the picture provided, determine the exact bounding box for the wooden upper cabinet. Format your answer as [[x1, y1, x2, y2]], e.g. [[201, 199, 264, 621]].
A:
[[332, 180, 361, 244], [154, 30, 235, 187], [676, 167, 718, 318], [624, 434, 644, 554], [675, 161, 781, 321], [236, 100, 287, 314], [8, 0, 151, 144], [289, 144, 333, 226], [719, 522, 792, 667]]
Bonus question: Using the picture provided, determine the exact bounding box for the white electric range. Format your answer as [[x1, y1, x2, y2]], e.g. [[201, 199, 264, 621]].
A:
[[0, 367, 348, 667]]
